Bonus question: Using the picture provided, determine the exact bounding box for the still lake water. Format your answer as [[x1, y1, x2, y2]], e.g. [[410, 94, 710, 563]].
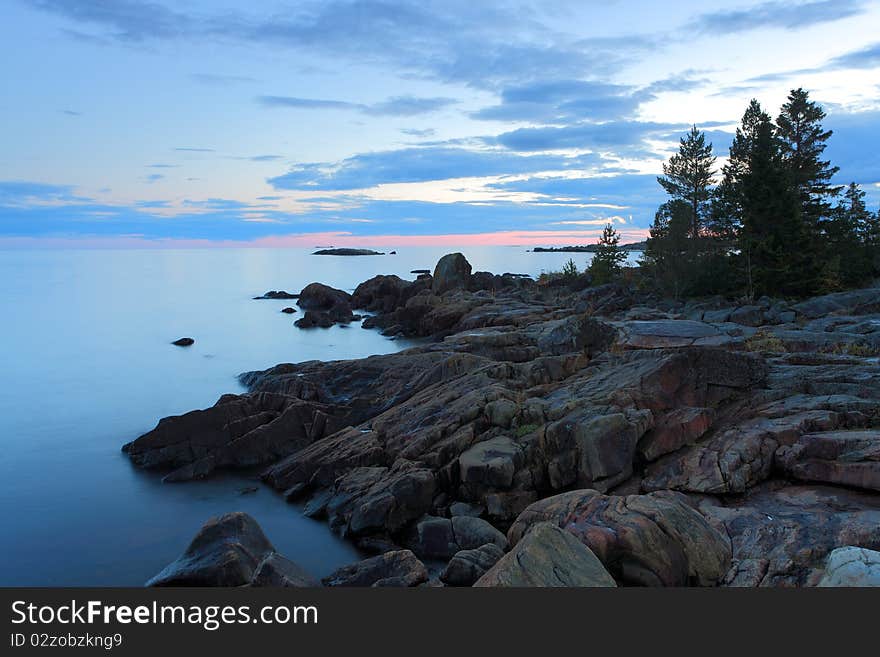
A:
[[0, 246, 634, 586]]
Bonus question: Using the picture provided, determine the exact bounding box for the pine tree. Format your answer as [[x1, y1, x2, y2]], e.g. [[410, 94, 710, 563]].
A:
[[588, 223, 626, 285], [641, 200, 693, 298], [739, 117, 814, 297], [710, 100, 771, 240], [825, 182, 875, 287], [776, 88, 842, 225], [658, 126, 717, 239]]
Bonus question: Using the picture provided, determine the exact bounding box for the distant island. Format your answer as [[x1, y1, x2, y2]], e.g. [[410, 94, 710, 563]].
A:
[[312, 248, 385, 256], [532, 241, 646, 253]]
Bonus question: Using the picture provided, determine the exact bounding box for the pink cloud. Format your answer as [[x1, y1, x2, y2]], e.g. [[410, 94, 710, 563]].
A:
[[0, 228, 649, 250]]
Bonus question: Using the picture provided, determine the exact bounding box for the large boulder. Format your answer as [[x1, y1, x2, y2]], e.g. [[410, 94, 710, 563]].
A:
[[147, 513, 274, 586], [817, 547, 880, 587], [474, 523, 616, 587], [508, 490, 731, 587], [351, 274, 413, 313], [432, 253, 472, 295], [297, 282, 352, 311], [322, 550, 428, 587], [296, 282, 356, 326]]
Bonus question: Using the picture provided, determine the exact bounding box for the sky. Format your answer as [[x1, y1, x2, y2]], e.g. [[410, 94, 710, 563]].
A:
[[1, 0, 879, 248]]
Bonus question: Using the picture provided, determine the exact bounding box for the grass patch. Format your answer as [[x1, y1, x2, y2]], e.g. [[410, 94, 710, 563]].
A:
[[744, 329, 787, 354], [515, 423, 540, 437]]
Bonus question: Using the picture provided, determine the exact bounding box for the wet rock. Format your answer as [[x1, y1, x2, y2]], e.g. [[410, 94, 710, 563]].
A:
[[124, 393, 336, 482], [509, 490, 730, 587], [297, 282, 352, 311], [281, 307, 297, 314], [322, 550, 428, 587], [295, 282, 356, 327], [351, 275, 414, 313], [172, 337, 194, 347], [254, 290, 298, 300], [432, 252, 472, 295], [147, 512, 275, 586], [474, 522, 616, 587], [441, 543, 505, 586], [817, 546, 880, 587]]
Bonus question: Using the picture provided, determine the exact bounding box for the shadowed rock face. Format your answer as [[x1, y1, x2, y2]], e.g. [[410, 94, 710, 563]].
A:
[[147, 512, 319, 587], [432, 252, 472, 295], [128, 255, 880, 587]]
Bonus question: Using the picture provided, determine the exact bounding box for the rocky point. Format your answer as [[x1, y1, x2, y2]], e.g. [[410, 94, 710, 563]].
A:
[[129, 253, 880, 587]]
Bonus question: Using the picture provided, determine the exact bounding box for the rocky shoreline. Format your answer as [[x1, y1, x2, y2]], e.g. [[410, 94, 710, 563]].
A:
[[126, 253, 880, 587]]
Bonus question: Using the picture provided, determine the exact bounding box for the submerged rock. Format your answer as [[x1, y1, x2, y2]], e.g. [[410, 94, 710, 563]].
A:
[[254, 290, 298, 300]]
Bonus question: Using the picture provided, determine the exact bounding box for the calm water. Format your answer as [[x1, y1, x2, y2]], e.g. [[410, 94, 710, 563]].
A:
[[0, 246, 632, 586]]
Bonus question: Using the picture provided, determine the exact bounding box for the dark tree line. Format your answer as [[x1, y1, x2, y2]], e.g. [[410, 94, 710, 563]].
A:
[[641, 88, 880, 299]]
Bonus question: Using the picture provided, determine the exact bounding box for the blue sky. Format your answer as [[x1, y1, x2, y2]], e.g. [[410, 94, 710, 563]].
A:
[[1, 0, 878, 246]]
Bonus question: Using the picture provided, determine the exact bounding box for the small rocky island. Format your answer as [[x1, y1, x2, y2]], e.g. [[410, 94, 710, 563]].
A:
[[532, 241, 647, 253], [126, 253, 880, 587], [312, 248, 385, 256]]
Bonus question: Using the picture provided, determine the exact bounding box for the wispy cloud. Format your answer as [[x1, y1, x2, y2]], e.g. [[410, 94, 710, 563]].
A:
[[257, 94, 457, 116], [688, 0, 865, 35], [173, 147, 214, 152], [401, 128, 436, 138], [189, 72, 257, 85]]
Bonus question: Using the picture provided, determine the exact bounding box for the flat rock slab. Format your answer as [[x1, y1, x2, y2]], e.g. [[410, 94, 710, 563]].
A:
[[617, 320, 727, 349], [776, 430, 880, 492]]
